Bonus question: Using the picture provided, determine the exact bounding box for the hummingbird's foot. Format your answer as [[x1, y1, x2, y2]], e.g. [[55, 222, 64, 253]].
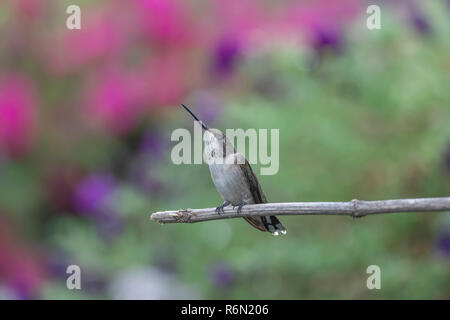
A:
[[234, 202, 246, 214], [215, 201, 230, 215]]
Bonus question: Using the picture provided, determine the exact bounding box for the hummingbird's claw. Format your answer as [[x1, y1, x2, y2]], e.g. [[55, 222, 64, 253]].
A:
[[236, 203, 246, 214], [215, 201, 230, 215]]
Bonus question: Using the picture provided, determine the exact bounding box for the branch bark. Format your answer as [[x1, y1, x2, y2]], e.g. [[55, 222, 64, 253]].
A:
[[150, 197, 450, 224]]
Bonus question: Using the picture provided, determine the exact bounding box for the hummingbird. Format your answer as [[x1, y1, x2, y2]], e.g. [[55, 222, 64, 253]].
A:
[[181, 104, 287, 235]]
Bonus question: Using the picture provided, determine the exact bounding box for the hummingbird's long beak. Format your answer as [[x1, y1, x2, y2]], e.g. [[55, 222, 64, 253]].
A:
[[181, 104, 209, 131]]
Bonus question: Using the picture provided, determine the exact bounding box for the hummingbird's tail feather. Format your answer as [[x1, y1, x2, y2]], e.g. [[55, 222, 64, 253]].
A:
[[263, 216, 287, 236], [243, 217, 267, 232], [243, 216, 287, 235]]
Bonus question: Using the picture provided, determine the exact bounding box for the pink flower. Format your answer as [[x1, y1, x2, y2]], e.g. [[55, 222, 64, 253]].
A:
[[133, 0, 196, 47], [208, 0, 273, 77], [212, 0, 265, 39], [11, 0, 45, 20], [46, 9, 130, 74], [83, 69, 145, 135], [0, 74, 38, 158], [142, 53, 188, 106], [0, 218, 45, 299]]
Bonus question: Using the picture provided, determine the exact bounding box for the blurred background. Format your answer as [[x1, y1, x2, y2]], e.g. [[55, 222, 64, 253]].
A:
[[0, 0, 449, 299]]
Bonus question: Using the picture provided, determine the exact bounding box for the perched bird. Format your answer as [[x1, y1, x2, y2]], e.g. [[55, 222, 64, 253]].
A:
[[181, 104, 286, 235]]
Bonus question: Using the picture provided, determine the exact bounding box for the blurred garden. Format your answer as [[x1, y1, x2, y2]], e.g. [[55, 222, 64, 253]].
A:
[[0, 0, 449, 299]]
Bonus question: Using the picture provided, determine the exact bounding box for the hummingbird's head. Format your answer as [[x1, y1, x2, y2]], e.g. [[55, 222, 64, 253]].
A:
[[203, 128, 235, 161], [180, 104, 234, 161], [203, 128, 224, 147], [203, 128, 224, 160]]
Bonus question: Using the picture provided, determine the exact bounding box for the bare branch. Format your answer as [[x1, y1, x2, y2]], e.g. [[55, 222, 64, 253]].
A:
[[150, 197, 450, 224]]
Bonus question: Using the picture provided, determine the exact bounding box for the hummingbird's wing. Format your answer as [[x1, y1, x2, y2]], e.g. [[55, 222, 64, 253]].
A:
[[235, 155, 269, 232], [238, 158, 267, 204], [236, 154, 286, 235]]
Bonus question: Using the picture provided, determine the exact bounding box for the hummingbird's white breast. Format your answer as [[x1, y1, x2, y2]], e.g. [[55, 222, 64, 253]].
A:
[[208, 153, 254, 206]]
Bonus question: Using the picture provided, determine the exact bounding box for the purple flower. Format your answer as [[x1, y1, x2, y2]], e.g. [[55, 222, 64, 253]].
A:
[[139, 129, 165, 158], [9, 280, 34, 300], [209, 261, 235, 290], [283, 0, 359, 58], [311, 26, 342, 56], [435, 228, 450, 257], [0, 250, 44, 300], [75, 173, 117, 216], [407, 1, 432, 36], [74, 173, 124, 240], [212, 36, 241, 77]]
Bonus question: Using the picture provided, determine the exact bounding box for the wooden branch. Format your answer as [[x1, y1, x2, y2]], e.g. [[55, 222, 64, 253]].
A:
[[150, 197, 450, 224]]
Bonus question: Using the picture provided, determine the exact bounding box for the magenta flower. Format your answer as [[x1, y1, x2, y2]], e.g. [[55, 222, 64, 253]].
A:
[[84, 69, 145, 135], [133, 0, 195, 47], [47, 9, 129, 74], [142, 53, 187, 106], [0, 220, 45, 299], [213, 0, 265, 40], [6, 252, 44, 299], [0, 73, 37, 158]]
